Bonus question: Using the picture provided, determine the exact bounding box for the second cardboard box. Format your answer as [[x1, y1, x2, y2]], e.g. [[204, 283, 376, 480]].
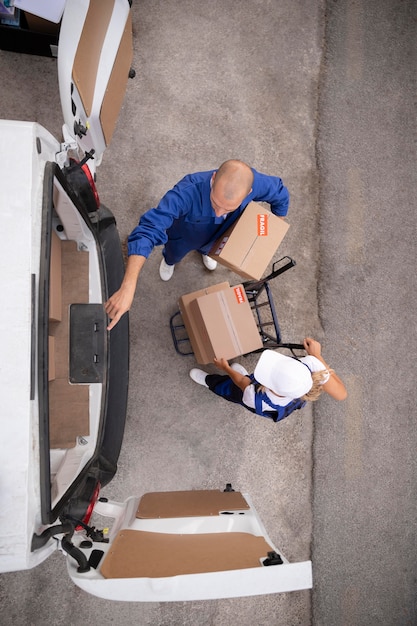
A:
[[179, 282, 262, 365], [209, 201, 289, 280]]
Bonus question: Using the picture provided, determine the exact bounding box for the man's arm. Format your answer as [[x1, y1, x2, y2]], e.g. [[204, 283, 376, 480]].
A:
[[250, 169, 290, 217], [127, 181, 193, 257], [105, 178, 194, 329], [104, 254, 146, 330]]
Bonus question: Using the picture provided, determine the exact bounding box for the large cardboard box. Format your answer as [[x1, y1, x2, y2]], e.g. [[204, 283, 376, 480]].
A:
[[179, 282, 262, 365], [209, 201, 290, 280], [179, 282, 230, 364]]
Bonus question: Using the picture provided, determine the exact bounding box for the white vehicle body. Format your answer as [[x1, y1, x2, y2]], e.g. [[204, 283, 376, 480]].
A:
[[1, 121, 60, 572], [0, 0, 132, 575]]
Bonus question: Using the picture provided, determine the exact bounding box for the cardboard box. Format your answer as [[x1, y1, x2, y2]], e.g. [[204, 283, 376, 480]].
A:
[[179, 283, 262, 365], [179, 282, 230, 364], [49, 230, 62, 322], [209, 201, 290, 280]]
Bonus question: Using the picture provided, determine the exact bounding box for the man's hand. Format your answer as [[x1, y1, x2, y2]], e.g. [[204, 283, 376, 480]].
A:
[[104, 254, 146, 330], [105, 286, 135, 330]]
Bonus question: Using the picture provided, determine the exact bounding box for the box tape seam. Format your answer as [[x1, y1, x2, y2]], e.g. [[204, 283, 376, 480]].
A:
[[218, 291, 242, 355]]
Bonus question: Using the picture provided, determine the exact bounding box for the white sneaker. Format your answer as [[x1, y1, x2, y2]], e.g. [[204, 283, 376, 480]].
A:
[[231, 362, 249, 376], [159, 257, 175, 281], [189, 368, 208, 387], [202, 254, 217, 271]]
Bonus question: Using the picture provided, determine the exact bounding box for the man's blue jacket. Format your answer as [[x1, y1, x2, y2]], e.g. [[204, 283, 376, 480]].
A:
[[127, 167, 289, 265]]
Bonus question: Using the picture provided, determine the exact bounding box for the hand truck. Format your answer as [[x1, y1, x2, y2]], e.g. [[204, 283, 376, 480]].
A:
[[170, 256, 305, 357]]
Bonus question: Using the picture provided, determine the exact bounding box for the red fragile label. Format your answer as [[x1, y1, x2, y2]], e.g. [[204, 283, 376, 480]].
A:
[[257, 213, 268, 236], [234, 286, 246, 304]]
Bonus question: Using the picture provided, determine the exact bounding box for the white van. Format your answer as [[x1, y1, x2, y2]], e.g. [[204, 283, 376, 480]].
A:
[[0, 0, 312, 601]]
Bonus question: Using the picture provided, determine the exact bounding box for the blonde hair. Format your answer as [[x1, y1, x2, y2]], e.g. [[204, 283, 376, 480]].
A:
[[302, 369, 333, 402]]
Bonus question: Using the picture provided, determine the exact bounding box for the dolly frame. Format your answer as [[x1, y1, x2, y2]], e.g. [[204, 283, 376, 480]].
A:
[[170, 256, 304, 358]]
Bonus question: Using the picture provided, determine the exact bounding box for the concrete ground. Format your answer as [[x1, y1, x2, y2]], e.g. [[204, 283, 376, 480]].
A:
[[1, 1, 416, 625]]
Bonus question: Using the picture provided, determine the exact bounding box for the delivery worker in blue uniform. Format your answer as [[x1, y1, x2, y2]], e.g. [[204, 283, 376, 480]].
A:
[[105, 160, 289, 330]]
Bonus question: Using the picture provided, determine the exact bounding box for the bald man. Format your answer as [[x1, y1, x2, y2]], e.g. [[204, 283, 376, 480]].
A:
[[105, 160, 289, 329]]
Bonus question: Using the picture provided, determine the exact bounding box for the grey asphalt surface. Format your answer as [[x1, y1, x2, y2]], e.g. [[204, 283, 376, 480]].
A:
[[313, 2, 417, 624], [0, 1, 416, 625]]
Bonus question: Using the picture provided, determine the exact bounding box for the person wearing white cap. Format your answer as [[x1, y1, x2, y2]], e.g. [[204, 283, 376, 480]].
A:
[[189, 338, 347, 422]]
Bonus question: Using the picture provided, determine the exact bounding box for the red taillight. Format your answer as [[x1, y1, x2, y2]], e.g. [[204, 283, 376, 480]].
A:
[[76, 481, 101, 530], [81, 162, 100, 208]]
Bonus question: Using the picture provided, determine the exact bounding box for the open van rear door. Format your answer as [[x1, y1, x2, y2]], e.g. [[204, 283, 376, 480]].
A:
[[58, 0, 133, 170], [64, 488, 312, 601]]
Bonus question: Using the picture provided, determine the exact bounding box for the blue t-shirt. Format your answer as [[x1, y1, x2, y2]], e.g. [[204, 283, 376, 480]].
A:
[[128, 168, 289, 258]]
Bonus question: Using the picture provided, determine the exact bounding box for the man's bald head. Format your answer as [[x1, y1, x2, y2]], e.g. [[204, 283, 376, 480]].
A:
[[210, 160, 253, 217], [215, 160, 253, 199]]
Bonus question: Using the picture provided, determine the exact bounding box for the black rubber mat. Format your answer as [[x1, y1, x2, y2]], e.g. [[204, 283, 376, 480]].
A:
[[69, 304, 106, 384]]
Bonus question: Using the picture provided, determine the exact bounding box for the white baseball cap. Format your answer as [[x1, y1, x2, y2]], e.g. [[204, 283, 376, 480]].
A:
[[254, 350, 313, 399]]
